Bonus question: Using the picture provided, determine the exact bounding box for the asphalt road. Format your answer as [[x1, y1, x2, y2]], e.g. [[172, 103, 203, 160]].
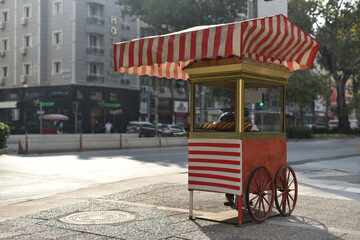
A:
[[0, 137, 359, 205]]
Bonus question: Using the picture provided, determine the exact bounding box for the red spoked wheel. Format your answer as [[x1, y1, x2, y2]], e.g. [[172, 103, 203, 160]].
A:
[[275, 165, 298, 216], [246, 167, 275, 223]]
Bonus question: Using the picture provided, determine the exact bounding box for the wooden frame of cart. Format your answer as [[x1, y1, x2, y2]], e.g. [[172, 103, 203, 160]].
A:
[[185, 58, 298, 224]]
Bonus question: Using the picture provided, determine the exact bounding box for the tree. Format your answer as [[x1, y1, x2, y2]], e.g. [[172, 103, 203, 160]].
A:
[[288, 0, 320, 36], [316, 0, 360, 134], [117, 0, 247, 34], [349, 73, 360, 128], [286, 71, 322, 126], [313, 72, 334, 127]]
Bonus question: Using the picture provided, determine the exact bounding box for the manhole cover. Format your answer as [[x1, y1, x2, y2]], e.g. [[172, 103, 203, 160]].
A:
[[59, 211, 135, 225]]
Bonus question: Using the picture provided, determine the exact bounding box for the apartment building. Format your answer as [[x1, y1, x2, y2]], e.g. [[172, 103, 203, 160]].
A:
[[0, 0, 141, 133]]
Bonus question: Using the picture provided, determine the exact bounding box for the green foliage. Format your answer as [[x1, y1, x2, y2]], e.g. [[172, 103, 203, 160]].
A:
[[311, 126, 332, 134], [287, 71, 322, 105], [351, 128, 360, 135], [0, 122, 10, 149], [288, 0, 320, 35], [311, 126, 339, 134], [117, 0, 247, 34], [287, 127, 312, 139], [286, 71, 323, 126], [315, 0, 360, 133]]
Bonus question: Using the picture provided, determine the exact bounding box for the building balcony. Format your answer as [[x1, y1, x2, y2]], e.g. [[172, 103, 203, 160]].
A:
[[87, 46, 104, 55], [87, 16, 104, 25], [87, 75, 104, 83]]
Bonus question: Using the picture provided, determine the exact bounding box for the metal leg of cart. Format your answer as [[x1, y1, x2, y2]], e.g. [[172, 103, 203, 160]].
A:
[[238, 195, 242, 226], [189, 190, 194, 219]]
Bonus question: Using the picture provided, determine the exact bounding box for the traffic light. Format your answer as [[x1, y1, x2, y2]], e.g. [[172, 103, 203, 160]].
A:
[[259, 93, 265, 108]]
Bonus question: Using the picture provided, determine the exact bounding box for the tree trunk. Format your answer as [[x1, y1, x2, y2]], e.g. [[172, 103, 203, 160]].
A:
[[336, 79, 351, 134], [353, 79, 360, 129], [325, 92, 330, 128], [299, 102, 304, 127]]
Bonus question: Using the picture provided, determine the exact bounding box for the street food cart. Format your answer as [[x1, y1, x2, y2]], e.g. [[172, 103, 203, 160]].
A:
[[38, 114, 69, 134], [114, 14, 319, 224]]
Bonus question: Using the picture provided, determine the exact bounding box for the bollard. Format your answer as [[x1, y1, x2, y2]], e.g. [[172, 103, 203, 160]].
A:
[[80, 133, 82, 152], [159, 134, 162, 148], [238, 195, 242, 226], [25, 132, 28, 154], [120, 133, 122, 150]]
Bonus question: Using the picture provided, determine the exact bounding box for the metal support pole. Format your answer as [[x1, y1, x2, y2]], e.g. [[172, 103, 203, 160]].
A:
[[39, 101, 43, 134], [25, 132, 28, 154], [120, 133, 122, 149], [155, 94, 158, 136], [147, 78, 151, 122], [79, 133, 82, 151], [75, 102, 78, 133], [158, 133, 161, 148], [189, 190, 194, 219]]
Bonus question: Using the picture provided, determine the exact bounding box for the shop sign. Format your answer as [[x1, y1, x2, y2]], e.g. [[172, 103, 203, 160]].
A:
[[140, 101, 147, 114], [35, 101, 54, 107], [174, 101, 188, 113], [98, 101, 121, 108], [110, 109, 123, 114], [0, 101, 17, 109], [110, 16, 117, 36]]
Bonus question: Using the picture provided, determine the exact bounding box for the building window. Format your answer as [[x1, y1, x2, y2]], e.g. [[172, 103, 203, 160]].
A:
[[87, 3, 104, 25], [24, 5, 31, 18], [53, 31, 62, 45], [53, 0, 63, 15], [89, 4, 103, 17], [89, 63, 103, 75], [2, 10, 8, 22], [52, 61, 61, 75], [2, 66, 8, 77], [87, 34, 104, 54], [24, 63, 31, 75], [87, 63, 104, 83], [24, 35, 31, 47], [1, 39, 8, 51]]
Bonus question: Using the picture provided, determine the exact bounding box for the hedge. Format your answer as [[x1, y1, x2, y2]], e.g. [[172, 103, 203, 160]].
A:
[[287, 127, 312, 139], [0, 122, 10, 149]]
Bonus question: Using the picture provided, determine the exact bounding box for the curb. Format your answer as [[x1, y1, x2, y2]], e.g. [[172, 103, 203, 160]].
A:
[[287, 136, 359, 142]]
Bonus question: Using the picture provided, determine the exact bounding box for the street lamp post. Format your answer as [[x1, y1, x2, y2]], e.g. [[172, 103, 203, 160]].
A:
[[40, 101, 42, 134]]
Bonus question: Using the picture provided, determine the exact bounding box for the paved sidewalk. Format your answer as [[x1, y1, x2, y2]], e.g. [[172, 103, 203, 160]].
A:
[[1, 173, 360, 240]]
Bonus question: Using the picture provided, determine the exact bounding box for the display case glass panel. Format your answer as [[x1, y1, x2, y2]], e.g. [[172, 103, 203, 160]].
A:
[[194, 81, 236, 132], [244, 86, 282, 132]]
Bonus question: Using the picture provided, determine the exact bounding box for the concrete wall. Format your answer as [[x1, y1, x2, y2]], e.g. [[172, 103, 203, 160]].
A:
[[7, 134, 187, 154]]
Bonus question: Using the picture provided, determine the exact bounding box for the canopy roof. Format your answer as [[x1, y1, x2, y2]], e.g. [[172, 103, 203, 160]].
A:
[[113, 14, 319, 80], [39, 114, 69, 121]]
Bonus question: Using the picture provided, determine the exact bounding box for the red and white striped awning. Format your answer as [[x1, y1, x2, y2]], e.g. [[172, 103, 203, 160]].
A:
[[113, 14, 319, 80]]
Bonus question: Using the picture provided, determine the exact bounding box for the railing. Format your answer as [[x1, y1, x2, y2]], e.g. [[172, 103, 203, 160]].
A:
[[87, 16, 104, 25], [87, 46, 104, 55], [87, 75, 104, 83]]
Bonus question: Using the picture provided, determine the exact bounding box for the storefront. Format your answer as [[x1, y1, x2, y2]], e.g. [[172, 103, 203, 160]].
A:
[[0, 85, 139, 134]]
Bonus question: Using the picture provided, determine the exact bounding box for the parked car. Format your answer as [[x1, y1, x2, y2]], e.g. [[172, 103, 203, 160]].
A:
[[158, 124, 186, 137], [126, 121, 161, 137]]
